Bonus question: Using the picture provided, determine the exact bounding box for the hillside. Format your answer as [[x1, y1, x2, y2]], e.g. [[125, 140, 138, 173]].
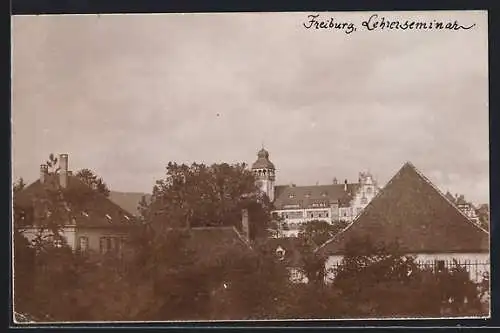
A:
[[109, 191, 152, 216]]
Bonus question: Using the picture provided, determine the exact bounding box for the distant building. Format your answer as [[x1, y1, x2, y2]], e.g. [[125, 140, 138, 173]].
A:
[[317, 162, 489, 283], [13, 154, 137, 254], [250, 148, 380, 237], [455, 196, 480, 224]]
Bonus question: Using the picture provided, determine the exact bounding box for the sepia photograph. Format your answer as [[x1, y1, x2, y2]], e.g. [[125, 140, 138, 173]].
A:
[[11, 10, 490, 323]]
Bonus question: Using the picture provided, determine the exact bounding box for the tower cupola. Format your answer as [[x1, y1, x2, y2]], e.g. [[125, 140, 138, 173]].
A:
[[251, 147, 276, 202]]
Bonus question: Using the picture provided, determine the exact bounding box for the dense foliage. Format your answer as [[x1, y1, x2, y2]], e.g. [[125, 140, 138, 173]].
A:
[[139, 162, 273, 239], [13, 162, 489, 321], [14, 230, 488, 321], [75, 168, 110, 197]]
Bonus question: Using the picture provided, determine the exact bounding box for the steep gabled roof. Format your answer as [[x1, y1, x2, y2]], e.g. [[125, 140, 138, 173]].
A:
[[14, 175, 137, 228], [273, 183, 359, 209], [317, 162, 489, 255]]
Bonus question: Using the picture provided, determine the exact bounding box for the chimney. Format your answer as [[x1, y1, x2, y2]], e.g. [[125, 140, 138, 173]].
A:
[[344, 179, 348, 192], [40, 164, 48, 184], [241, 208, 250, 241], [59, 154, 69, 188]]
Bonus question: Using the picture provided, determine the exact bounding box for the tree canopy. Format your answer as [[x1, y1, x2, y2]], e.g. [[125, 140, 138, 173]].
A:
[[75, 168, 110, 197], [140, 162, 273, 239]]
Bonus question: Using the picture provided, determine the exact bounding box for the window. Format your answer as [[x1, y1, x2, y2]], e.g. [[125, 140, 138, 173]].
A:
[[361, 197, 368, 204], [366, 187, 372, 195], [78, 236, 89, 252], [99, 237, 106, 254], [100, 236, 117, 254], [326, 213, 329, 218]]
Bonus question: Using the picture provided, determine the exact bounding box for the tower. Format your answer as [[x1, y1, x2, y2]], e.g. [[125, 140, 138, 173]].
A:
[[251, 147, 276, 202]]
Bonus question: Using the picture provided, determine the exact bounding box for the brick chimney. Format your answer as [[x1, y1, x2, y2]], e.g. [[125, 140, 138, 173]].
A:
[[241, 208, 250, 241], [40, 164, 48, 184], [344, 179, 348, 192], [59, 154, 69, 188]]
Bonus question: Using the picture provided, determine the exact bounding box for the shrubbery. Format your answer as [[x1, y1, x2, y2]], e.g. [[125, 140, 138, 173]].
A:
[[13, 231, 489, 321]]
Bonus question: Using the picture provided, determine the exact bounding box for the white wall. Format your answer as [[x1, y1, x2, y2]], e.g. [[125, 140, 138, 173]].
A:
[[325, 253, 490, 283], [21, 226, 77, 250], [414, 252, 490, 283]]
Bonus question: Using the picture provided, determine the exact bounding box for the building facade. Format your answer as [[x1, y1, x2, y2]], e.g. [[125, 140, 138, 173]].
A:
[[317, 162, 490, 283], [14, 154, 137, 255], [250, 148, 380, 237]]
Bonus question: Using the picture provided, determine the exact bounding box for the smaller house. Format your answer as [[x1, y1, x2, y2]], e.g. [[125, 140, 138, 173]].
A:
[[317, 162, 489, 283], [13, 154, 137, 254]]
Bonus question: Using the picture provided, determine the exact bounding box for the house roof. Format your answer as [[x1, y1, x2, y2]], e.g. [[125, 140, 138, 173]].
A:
[[317, 162, 489, 256], [183, 226, 252, 265], [14, 174, 137, 228], [273, 183, 359, 210]]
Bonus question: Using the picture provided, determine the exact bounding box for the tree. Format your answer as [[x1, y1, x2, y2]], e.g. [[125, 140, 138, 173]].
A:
[[476, 203, 489, 231], [298, 220, 349, 248], [203, 243, 293, 320], [75, 168, 110, 197], [13, 178, 26, 194], [141, 162, 272, 238], [45, 153, 59, 173], [329, 236, 487, 318]]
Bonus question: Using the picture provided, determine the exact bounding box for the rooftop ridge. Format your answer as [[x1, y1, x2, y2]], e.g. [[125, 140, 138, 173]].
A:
[[314, 161, 488, 254], [408, 162, 489, 234]]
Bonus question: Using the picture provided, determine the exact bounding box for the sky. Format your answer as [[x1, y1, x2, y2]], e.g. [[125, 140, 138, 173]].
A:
[[11, 11, 489, 204]]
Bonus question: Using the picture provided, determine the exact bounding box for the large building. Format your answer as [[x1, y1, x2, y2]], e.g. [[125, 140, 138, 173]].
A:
[[14, 154, 137, 254], [250, 148, 380, 237], [316, 162, 489, 283]]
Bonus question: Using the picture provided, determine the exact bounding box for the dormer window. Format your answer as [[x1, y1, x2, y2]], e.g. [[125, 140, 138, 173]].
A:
[[275, 246, 286, 260], [289, 193, 295, 199], [124, 215, 130, 221], [82, 211, 89, 217], [105, 214, 112, 222]]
